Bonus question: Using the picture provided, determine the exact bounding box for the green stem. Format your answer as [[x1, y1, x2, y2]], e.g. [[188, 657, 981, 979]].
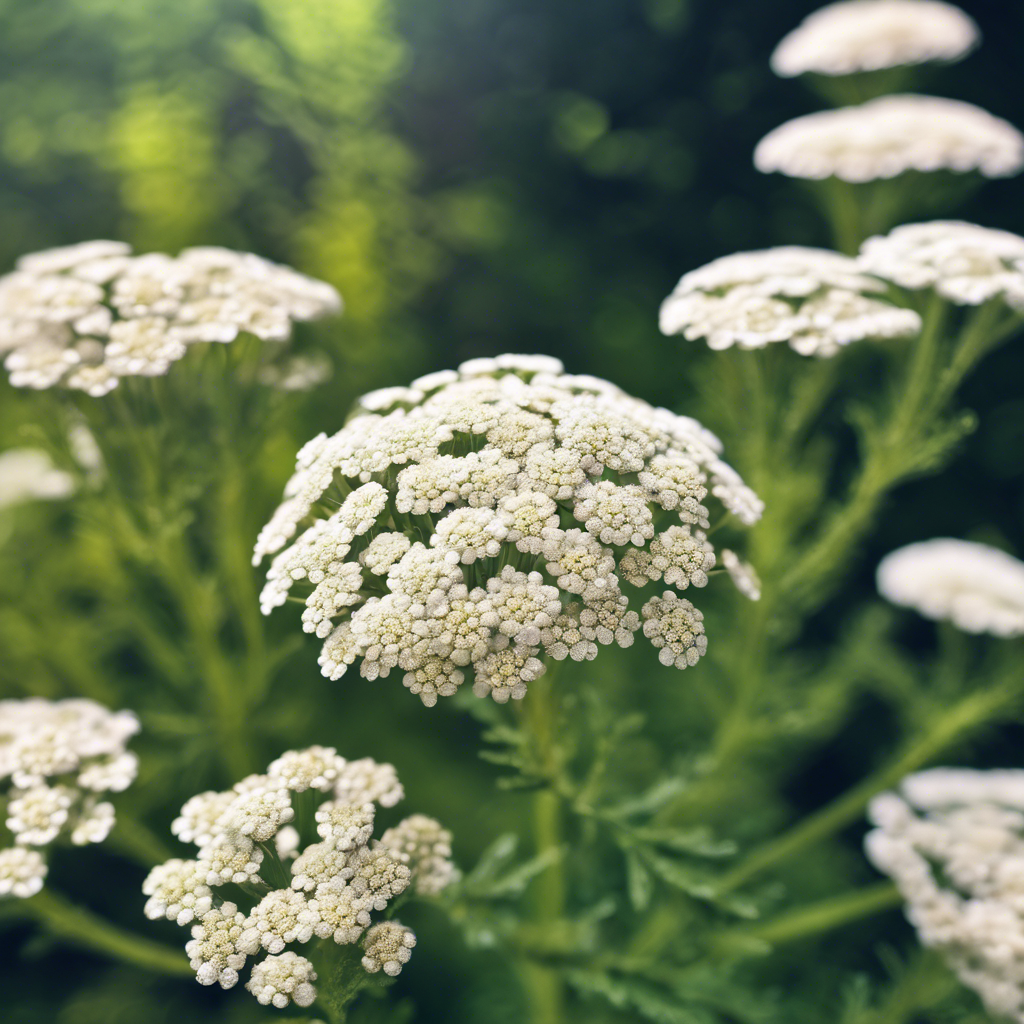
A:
[[14, 888, 192, 977], [780, 296, 953, 605], [823, 178, 864, 255], [519, 669, 567, 1024], [714, 882, 901, 952], [714, 685, 1014, 895]]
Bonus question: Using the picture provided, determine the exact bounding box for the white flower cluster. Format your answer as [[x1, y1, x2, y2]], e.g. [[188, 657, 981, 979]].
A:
[[0, 448, 76, 511], [865, 768, 1024, 1022], [659, 247, 922, 356], [0, 240, 341, 396], [0, 698, 139, 899], [254, 356, 762, 705], [144, 746, 454, 1009], [771, 0, 979, 78], [860, 221, 1024, 308], [877, 538, 1024, 637], [754, 96, 1024, 184]]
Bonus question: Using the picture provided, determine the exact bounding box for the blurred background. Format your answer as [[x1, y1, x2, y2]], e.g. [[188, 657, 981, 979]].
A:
[[1, 0, 1023, 1020]]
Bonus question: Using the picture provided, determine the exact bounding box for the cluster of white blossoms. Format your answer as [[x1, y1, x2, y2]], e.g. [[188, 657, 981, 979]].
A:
[[143, 746, 454, 1010], [860, 221, 1024, 308], [771, 0, 978, 78], [0, 448, 76, 511], [0, 240, 341, 396], [0, 698, 139, 899], [877, 538, 1024, 637], [754, 96, 1024, 184], [254, 356, 762, 705], [659, 247, 922, 356], [865, 768, 1024, 1022]]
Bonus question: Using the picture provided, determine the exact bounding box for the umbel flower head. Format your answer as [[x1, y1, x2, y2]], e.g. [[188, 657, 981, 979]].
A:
[[659, 247, 921, 356], [865, 768, 1024, 1023], [0, 698, 140, 899], [754, 95, 1024, 183], [771, 0, 979, 78], [0, 448, 76, 511], [876, 538, 1024, 637], [859, 221, 1024, 308], [144, 746, 455, 1011], [0, 241, 341, 396], [254, 356, 762, 706]]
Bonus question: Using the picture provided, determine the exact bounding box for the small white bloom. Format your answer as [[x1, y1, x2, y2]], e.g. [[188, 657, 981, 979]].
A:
[[381, 814, 457, 895], [186, 902, 249, 988], [722, 549, 761, 601], [267, 746, 347, 794], [859, 221, 1024, 308], [485, 565, 562, 646], [77, 751, 139, 792], [472, 643, 546, 703], [539, 606, 599, 663], [0, 846, 47, 898], [198, 833, 264, 886], [346, 844, 412, 910], [359, 532, 412, 575], [771, 1, 979, 78], [246, 951, 318, 1009], [69, 798, 116, 845], [245, 888, 321, 953], [647, 526, 716, 590], [314, 801, 376, 848], [220, 776, 294, 842], [755, 95, 1024, 183], [333, 758, 405, 809], [361, 921, 416, 977], [431, 506, 503, 563], [877, 538, 1024, 636], [661, 247, 921, 356], [142, 859, 214, 926], [173, 791, 237, 847], [641, 592, 708, 669]]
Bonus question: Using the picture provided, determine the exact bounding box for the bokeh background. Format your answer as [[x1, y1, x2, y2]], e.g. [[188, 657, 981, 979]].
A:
[[1, 0, 1023, 1020]]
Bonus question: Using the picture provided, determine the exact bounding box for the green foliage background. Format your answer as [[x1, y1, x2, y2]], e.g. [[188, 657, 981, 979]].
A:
[[1, 0, 1023, 1021]]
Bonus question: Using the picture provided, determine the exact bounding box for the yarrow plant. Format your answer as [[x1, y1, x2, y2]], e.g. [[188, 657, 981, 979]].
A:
[[659, 246, 922, 355], [0, 698, 139, 898], [770, 0, 979, 78], [866, 769, 1024, 1022], [877, 538, 1024, 637], [754, 95, 1024, 184], [254, 355, 761, 704], [4, 1, 1024, 1022], [0, 241, 340, 396], [143, 745, 454, 1012]]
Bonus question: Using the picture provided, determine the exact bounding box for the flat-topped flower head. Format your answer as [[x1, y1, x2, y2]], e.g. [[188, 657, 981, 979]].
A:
[[0, 448, 76, 510], [0, 241, 340, 395], [147, 746, 454, 1011], [865, 768, 1024, 1022], [255, 356, 760, 705], [660, 247, 921, 356], [859, 221, 1024, 308], [0, 698, 139, 898], [771, 0, 978, 78], [755, 96, 1024, 183], [877, 538, 1024, 637]]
